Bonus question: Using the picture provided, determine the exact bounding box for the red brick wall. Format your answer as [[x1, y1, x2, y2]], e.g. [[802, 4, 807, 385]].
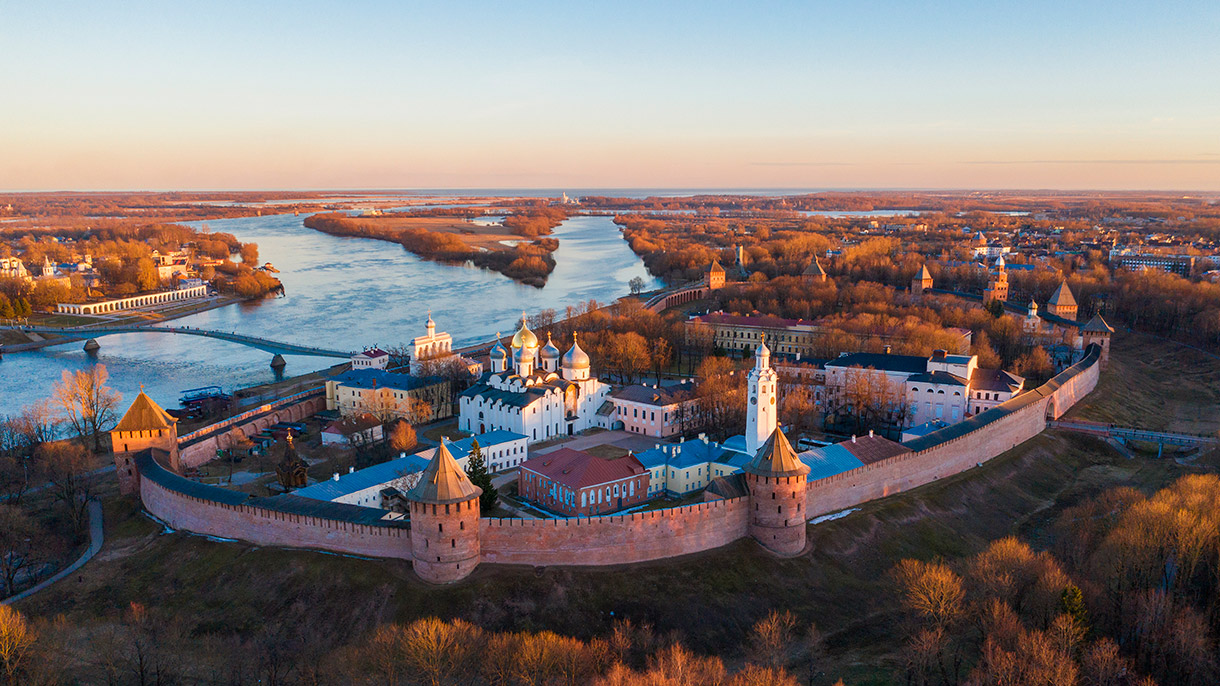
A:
[[178, 397, 325, 467], [140, 467, 411, 559], [479, 497, 749, 566], [804, 346, 1101, 518]]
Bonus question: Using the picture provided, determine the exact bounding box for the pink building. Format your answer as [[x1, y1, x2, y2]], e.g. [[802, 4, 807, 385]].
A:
[[608, 381, 698, 438]]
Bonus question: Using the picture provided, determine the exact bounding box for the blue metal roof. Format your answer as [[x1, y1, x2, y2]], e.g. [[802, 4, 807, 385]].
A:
[[332, 368, 444, 392], [295, 454, 430, 501], [294, 430, 525, 501], [635, 436, 752, 471], [799, 444, 865, 481]]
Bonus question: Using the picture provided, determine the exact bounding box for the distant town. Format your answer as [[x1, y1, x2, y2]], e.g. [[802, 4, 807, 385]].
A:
[[3, 190, 1219, 685]]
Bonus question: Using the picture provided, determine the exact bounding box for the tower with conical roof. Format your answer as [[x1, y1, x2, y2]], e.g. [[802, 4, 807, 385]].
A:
[[744, 428, 810, 555], [405, 439, 483, 583], [1046, 280, 1078, 321], [746, 342, 778, 456], [1081, 313, 1115, 366], [706, 259, 726, 290], [912, 264, 933, 297], [111, 388, 180, 493], [803, 257, 828, 284]]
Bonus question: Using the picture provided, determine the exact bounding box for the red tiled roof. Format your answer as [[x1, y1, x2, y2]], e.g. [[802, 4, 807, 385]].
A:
[[521, 448, 646, 490]]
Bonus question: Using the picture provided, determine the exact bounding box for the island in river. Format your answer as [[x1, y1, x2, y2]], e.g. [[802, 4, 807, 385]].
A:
[[303, 207, 566, 287]]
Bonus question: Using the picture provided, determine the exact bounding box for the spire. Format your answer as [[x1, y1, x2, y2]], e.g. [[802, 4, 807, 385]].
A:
[[1048, 280, 1077, 307], [114, 390, 177, 433], [426, 308, 435, 334], [918, 265, 933, 280], [745, 428, 810, 478], [1082, 313, 1114, 333], [406, 439, 482, 504]]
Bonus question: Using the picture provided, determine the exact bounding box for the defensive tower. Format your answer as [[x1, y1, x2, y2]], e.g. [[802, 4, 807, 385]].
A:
[[405, 439, 483, 583], [111, 388, 179, 494], [744, 428, 810, 555]]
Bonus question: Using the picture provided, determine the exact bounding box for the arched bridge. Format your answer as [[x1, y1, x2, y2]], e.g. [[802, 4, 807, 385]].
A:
[[0, 324, 352, 358]]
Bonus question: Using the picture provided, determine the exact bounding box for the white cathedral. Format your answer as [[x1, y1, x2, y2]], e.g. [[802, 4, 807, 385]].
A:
[[458, 316, 611, 443]]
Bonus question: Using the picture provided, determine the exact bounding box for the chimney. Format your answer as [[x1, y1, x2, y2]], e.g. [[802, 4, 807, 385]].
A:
[[349, 466, 355, 474], [933, 349, 946, 360], [702, 435, 709, 444], [884, 345, 891, 355], [851, 435, 857, 443], [869, 429, 874, 438], [332, 473, 340, 481]]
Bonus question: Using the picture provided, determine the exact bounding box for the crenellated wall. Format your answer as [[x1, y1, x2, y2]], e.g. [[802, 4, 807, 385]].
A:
[[804, 344, 1102, 517], [127, 345, 1103, 583], [177, 394, 326, 468], [480, 497, 749, 566], [136, 452, 411, 559]]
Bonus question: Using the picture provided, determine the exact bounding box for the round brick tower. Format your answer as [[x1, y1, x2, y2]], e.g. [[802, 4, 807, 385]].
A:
[[405, 439, 483, 584], [744, 427, 811, 556]]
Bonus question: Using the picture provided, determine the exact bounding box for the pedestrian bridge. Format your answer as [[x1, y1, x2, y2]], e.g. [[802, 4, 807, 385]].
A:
[[0, 324, 352, 358], [1050, 419, 1219, 456]]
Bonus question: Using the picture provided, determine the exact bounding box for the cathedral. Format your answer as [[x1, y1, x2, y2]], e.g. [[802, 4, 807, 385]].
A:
[[458, 316, 611, 443]]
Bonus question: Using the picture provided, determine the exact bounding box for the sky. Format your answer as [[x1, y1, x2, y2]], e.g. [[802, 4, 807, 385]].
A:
[[1, 1, 1218, 191]]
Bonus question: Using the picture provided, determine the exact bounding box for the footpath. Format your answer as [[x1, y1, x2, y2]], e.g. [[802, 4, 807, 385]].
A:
[[2, 499, 104, 605]]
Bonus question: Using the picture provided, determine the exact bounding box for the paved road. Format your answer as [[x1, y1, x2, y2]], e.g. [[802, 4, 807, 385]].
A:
[[2, 499, 103, 605]]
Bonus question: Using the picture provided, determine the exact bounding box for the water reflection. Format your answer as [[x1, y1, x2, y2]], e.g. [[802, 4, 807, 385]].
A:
[[1, 214, 660, 414]]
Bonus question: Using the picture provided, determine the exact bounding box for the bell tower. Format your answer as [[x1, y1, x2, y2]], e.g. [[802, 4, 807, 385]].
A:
[[746, 342, 777, 456]]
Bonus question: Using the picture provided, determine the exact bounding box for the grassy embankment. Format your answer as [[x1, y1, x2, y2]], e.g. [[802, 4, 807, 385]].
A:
[[14, 333, 1218, 683]]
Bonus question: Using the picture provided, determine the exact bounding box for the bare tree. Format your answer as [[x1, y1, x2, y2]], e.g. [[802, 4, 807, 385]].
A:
[[52, 364, 120, 452], [748, 610, 797, 670], [0, 505, 39, 598], [38, 442, 93, 537], [0, 605, 37, 686]]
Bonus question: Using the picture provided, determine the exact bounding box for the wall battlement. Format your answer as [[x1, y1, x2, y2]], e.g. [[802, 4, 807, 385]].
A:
[[124, 345, 1103, 584]]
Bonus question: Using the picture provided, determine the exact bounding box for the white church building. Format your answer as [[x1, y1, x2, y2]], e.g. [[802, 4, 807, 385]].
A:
[[458, 317, 611, 444]]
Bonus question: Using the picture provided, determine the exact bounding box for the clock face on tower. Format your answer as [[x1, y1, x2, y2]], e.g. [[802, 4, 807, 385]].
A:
[[750, 396, 757, 405], [770, 397, 776, 405]]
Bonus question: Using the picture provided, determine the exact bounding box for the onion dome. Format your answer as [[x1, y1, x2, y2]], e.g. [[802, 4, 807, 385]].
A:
[[562, 332, 591, 369], [489, 333, 508, 361], [540, 333, 561, 360], [511, 312, 538, 350], [514, 343, 535, 364]]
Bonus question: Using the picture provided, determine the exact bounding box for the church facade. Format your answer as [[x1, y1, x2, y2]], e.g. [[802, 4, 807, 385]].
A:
[[458, 317, 611, 443]]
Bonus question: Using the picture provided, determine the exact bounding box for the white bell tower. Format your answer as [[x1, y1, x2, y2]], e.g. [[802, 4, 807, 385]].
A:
[[746, 341, 778, 455]]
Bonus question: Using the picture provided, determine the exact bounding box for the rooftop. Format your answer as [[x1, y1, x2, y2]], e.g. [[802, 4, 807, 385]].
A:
[[115, 390, 177, 433], [521, 448, 646, 489], [745, 429, 809, 478], [610, 381, 697, 406], [331, 368, 444, 392], [825, 352, 928, 374]]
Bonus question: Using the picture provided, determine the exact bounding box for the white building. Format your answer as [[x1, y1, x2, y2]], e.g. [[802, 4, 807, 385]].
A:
[[0, 257, 31, 283], [824, 349, 1024, 428], [410, 430, 528, 473], [407, 312, 482, 377], [294, 431, 527, 507], [459, 317, 611, 443], [351, 348, 390, 370]]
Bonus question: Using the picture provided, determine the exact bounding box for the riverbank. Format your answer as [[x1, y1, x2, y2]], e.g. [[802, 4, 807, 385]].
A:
[[304, 212, 559, 287], [0, 295, 248, 353]]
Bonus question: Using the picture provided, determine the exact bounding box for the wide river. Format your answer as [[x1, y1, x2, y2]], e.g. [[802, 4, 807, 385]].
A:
[[1, 214, 661, 416]]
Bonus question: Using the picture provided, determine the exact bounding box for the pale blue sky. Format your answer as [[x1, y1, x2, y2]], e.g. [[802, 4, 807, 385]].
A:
[[1, 1, 1217, 190]]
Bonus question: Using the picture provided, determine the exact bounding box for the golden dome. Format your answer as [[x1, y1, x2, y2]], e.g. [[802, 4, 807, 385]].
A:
[[511, 314, 538, 350]]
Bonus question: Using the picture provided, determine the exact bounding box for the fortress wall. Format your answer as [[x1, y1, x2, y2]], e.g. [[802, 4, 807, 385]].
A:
[[480, 497, 750, 566], [804, 345, 1102, 518], [139, 458, 411, 560], [178, 396, 325, 468]]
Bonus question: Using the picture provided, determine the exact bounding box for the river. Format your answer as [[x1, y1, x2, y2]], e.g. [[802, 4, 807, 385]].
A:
[[1, 214, 661, 416]]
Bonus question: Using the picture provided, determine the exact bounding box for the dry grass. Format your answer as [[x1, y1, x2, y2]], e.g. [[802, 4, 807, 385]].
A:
[[350, 215, 522, 252], [1065, 331, 1220, 434]]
